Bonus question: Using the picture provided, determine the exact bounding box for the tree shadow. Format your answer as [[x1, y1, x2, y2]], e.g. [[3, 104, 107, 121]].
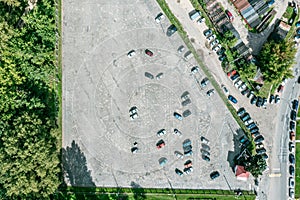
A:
[[130, 181, 146, 200]]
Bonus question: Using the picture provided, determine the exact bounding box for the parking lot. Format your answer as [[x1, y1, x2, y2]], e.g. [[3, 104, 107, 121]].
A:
[[62, 0, 252, 190]]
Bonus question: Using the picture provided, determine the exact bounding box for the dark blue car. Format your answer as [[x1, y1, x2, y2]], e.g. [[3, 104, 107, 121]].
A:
[[228, 95, 237, 104]]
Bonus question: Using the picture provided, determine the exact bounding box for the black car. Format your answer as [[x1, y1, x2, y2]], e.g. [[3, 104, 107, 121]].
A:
[[166, 24, 177, 37], [256, 148, 266, 155], [289, 165, 295, 176], [231, 74, 240, 81], [254, 135, 264, 144], [183, 145, 192, 153], [290, 121, 296, 130], [250, 127, 259, 134], [289, 154, 295, 164], [175, 168, 183, 176], [237, 107, 246, 117], [241, 88, 249, 95], [202, 155, 210, 162], [144, 72, 154, 79], [210, 171, 220, 180], [219, 54, 227, 62], [182, 98, 191, 106], [201, 143, 211, 151], [200, 77, 210, 87], [183, 109, 192, 117], [269, 94, 275, 104], [216, 47, 226, 55], [292, 99, 299, 110], [261, 153, 268, 160], [200, 149, 210, 156], [291, 110, 296, 121], [247, 122, 256, 130], [250, 96, 257, 104], [256, 96, 263, 107]]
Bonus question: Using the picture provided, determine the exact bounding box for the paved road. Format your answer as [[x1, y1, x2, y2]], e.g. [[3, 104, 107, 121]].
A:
[[265, 49, 300, 200]]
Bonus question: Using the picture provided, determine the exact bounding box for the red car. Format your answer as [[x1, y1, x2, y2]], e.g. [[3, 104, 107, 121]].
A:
[[156, 139, 165, 149], [277, 85, 284, 93], [145, 49, 153, 57], [227, 69, 237, 77], [226, 10, 234, 22]]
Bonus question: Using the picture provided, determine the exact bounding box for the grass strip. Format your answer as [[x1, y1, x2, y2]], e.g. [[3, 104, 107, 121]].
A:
[[295, 143, 300, 198]]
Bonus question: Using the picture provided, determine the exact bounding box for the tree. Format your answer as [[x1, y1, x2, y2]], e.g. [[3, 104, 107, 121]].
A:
[[222, 30, 237, 48], [244, 155, 267, 178], [258, 40, 296, 83]]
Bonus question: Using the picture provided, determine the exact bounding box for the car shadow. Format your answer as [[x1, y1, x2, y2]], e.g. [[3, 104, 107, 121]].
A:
[[130, 181, 146, 200]]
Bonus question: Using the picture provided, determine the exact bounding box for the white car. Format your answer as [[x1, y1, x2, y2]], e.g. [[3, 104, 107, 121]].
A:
[[129, 106, 138, 114], [221, 85, 229, 95], [212, 44, 221, 52], [256, 143, 264, 149], [210, 39, 219, 47], [200, 136, 210, 145], [157, 129, 166, 137], [156, 72, 164, 80], [245, 119, 253, 126], [155, 13, 165, 23], [234, 80, 243, 88], [174, 151, 184, 159], [191, 66, 199, 74], [207, 34, 216, 41], [238, 83, 246, 91], [127, 50, 136, 58], [197, 17, 205, 24], [130, 113, 138, 120], [173, 129, 182, 137]]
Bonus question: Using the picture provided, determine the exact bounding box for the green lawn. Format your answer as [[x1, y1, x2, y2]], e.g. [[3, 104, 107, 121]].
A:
[[295, 143, 300, 198], [283, 6, 294, 19]]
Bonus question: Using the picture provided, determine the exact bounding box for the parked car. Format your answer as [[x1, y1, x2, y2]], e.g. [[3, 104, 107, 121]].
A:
[[184, 160, 193, 168], [269, 94, 275, 104], [210, 171, 220, 180], [289, 165, 295, 176], [184, 150, 193, 156], [247, 122, 256, 130], [256, 148, 266, 155], [219, 54, 227, 61], [221, 84, 229, 95], [245, 119, 254, 126], [130, 113, 138, 120], [191, 66, 199, 74], [155, 13, 165, 23], [210, 39, 219, 47], [227, 70, 237, 77], [234, 79, 243, 88], [178, 45, 185, 53], [183, 110, 191, 117], [237, 107, 246, 117], [129, 106, 138, 114], [241, 113, 250, 122], [207, 34, 216, 41], [251, 96, 257, 105], [289, 154, 295, 164], [206, 89, 215, 97], [290, 131, 296, 141], [173, 129, 183, 137], [174, 112, 183, 120], [203, 29, 212, 37], [181, 91, 190, 100], [156, 139, 165, 149], [247, 91, 254, 99], [225, 10, 234, 21], [183, 139, 192, 147], [131, 147, 138, 153], [201, 143, 210, 151], [228, 95, 237, 103], [157, 129, 166, 137], [145, 49, 153, 57], [175, 168, 184, 176], [182, 98, 191, 106], [251, 131, 260, 138], [159, 157, 167, 166], [184, 166, 193, 174], [212, 44, 221, 52], [289, 142, 295, 153], [127, 50, 136, 58], [238, 83, 246, 91], [256, 97, 263, 107], [261, 153, 268, 160], [274, 95, 280, 104], [277, 85, 284, 93], [262, 98, 267, 108], [230, 73, 239, 81], [202, 155, 210, 162], [174, 151, 184, 159], [166, 24, 177, 37], [289, 188, 295, 198], [250, 127, 259, 133], [289, 177, 295, 188], [200, 149, 210, 157], [241, 88, 249, 96], [292, 99, 299, 110], [217, 47, 226, 56], [254, 135, 264, 144], [197, 17, 205, 24], [290, 121, 296, 130], [291, 110, 296, 121], [200, 77, 209, 87], [200, 136, 210, 145], [145, 72, 154, 79], [156, 72, 164, 80]]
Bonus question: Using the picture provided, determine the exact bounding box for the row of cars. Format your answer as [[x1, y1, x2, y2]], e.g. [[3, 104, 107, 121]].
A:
[[203, 29, 227, 61], [287, 99, 298, 198], [237, 107, 268, 159]]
